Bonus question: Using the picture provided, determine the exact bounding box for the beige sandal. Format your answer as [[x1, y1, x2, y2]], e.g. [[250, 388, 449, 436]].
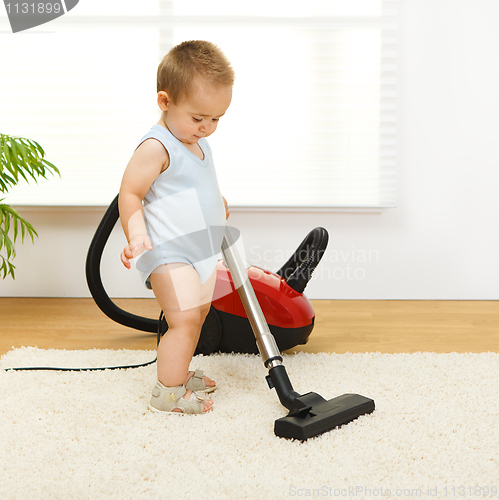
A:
[[185, 369, 217, 394], [149, 381, 211, 414]]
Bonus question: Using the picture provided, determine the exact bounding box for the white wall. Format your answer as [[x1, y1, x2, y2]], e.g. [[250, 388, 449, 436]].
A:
[[2, 0, 499, 300]]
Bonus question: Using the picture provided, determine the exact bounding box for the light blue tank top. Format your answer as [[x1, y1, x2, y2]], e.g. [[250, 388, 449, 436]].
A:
[[135, 124, 226, 284]]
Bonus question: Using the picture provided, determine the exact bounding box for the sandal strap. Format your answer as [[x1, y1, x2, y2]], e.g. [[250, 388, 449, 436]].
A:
[[152, 382, 186, 401], [174, 391, 206, 414], [150, 381, 206, 414], [185, 369, 206, 392]]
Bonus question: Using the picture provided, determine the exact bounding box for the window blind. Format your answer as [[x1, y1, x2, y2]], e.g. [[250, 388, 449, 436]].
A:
[[0, 0, 397, 208]]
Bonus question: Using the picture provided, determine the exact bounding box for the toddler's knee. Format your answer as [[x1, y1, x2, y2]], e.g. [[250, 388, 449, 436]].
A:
[[182, 308, 206, 331], [164, 304, 211, 335]]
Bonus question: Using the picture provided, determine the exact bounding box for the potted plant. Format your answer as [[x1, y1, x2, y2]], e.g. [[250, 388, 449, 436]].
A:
[[0, 133, 60, 278]]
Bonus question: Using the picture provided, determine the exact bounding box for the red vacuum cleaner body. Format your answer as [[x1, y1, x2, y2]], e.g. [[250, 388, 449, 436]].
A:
[[189, 226, 329, 355], [206, 260, 316, 354]]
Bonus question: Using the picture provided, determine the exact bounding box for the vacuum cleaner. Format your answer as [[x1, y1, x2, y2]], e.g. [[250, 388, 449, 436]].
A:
[[86, 194, 327, 355], [86, 195, 375, 440]]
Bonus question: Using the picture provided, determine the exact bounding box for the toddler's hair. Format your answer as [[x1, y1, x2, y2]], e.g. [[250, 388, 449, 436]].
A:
[[157, 40, 235, 102]]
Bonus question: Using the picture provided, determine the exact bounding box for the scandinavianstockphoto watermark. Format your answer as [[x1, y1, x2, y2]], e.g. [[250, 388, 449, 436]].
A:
[[288, 484, 498, 497], [249, 245, 379, 282], [3, 0, 79, 33]]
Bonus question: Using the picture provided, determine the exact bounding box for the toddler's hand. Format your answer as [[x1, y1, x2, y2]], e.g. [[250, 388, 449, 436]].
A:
[[121, 235, 152, 269], [223, 196, 230, 219]]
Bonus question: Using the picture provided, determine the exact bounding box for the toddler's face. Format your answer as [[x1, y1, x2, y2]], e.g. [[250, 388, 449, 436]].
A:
[[161, 82, 232, 146]]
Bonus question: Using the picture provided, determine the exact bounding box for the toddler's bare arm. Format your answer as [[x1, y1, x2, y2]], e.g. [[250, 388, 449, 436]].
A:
[[119, 139, 170, 267]]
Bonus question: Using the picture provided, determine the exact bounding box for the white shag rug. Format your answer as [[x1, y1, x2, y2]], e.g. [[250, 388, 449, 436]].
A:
[[1, 348, 498, 500]]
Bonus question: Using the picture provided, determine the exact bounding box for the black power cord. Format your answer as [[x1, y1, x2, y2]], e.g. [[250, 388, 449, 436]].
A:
[[3, 357, 157, 372], [2, 313, 163, 373]]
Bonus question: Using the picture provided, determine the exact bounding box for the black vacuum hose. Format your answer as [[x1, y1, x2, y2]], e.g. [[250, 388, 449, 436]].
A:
[[87, 196, 328, 330], [85, 194, 158, 333], [276, 227, 329, 294]]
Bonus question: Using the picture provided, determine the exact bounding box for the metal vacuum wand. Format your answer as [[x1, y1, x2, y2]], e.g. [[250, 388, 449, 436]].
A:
[[221, 226, 283, 368], [222, 226, 301, 410], [221, 225, 375, 440]]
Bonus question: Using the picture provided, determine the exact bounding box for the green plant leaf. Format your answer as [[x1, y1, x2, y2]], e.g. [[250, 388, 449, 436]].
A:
[[0, 134, 59, 279], [0, 201, 38, 279], [0, 203, 38, 243], [0, 171, 16, 193], [0, 211, 15, 261], [13, 140, 35, 182], [1, 134, 60, 188], [0, 137, 20, 187], [0, 255, 16, 279]]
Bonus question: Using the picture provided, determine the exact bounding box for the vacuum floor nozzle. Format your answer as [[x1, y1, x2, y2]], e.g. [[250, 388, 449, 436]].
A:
[[221, 227, 375, 440], [274, 392, 375, 440]]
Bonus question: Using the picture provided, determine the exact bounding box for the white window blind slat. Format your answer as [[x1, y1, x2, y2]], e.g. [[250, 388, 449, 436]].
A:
[[1, 0, 397, 208]]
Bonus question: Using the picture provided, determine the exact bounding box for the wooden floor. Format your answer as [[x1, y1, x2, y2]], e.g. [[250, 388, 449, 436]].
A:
[[1, 298, 498, 356]]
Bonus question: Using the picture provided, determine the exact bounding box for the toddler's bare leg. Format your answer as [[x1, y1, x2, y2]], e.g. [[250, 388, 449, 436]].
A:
[[149, 263, 216, 411]]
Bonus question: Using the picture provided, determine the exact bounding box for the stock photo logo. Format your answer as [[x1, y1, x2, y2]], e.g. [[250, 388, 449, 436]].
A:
[[3, 0, 78, 33]]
